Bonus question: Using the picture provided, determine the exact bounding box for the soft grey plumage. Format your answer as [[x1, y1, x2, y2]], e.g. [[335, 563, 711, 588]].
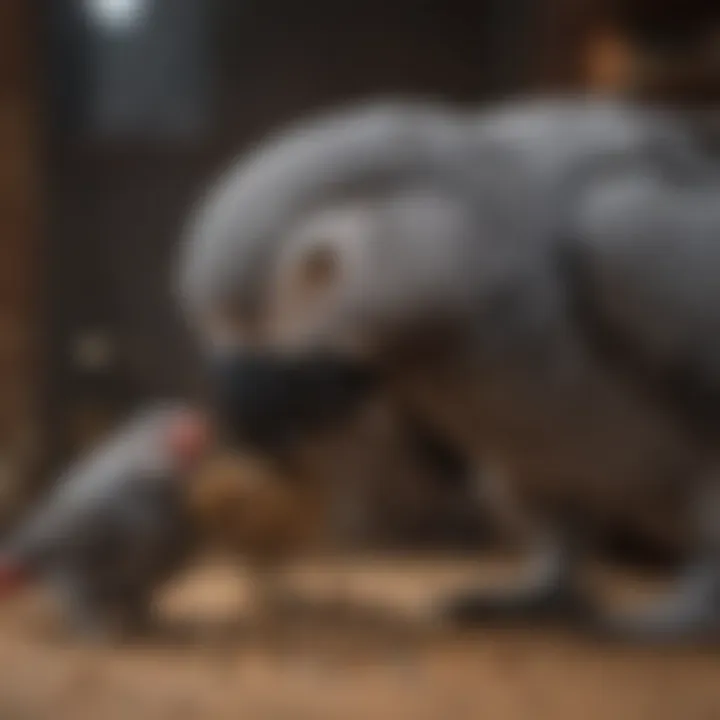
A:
[[1, 403, 198, 640], [177, 96, 720, 643]]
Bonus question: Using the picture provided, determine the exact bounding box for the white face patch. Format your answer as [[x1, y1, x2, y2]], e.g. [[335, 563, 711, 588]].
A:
[[266, 205, 375, 354]]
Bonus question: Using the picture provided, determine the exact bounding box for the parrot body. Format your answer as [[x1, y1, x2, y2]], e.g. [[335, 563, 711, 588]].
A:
[[177, 97, 720, 642], [0, 403, 206, 640]]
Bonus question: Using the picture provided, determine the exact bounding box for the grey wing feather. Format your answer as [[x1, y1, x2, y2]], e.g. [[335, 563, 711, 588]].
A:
[[567, 169, 720, 428], [5, 403, 184, 564]]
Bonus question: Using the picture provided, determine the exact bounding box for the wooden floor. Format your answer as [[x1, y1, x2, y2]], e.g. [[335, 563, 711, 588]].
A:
[[0, 557, 719, 720]]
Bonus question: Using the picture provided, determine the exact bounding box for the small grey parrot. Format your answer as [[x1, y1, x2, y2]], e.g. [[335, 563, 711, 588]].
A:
[[0, 403, 209, 640]]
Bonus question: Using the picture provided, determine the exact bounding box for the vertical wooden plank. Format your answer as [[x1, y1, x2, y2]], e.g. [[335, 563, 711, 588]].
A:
[[0, 1, 42, 518]]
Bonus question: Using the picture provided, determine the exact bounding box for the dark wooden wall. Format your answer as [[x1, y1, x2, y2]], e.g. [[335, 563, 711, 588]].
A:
[[0, 1, 41, 513]]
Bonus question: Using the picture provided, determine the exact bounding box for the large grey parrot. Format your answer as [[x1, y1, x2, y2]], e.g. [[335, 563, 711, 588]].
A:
[[0, 403, 208, 640], [176, 96, 720, 643]]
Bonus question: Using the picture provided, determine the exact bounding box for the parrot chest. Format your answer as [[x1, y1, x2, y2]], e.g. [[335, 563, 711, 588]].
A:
[[393, 348, 703, 533]]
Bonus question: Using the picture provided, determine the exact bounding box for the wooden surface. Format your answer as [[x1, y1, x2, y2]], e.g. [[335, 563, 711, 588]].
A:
[[0, 557, 719, 720]]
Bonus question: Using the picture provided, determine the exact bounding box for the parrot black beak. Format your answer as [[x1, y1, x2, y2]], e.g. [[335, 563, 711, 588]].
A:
[[209, 350, 379, 454]]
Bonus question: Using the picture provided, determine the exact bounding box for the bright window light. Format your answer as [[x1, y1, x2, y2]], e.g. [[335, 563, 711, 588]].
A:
[[83, 0, 150, 32]]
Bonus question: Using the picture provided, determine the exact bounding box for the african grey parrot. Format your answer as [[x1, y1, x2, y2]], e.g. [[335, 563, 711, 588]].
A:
[[175, 96, 720, 643], [0, 402, 208, 640]]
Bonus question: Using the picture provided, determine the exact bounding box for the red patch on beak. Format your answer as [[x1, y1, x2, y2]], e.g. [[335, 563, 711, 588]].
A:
[[164, 410, 211, 469], [0, 558, 28, 597]]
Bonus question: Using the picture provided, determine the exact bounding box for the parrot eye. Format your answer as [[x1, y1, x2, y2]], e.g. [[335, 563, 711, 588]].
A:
[[297, 242, 339, 298], [274, 239, 342, 329]]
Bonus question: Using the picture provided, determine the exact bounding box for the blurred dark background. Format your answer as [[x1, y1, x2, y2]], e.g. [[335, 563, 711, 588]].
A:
[[0, 0, 704, 504]]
